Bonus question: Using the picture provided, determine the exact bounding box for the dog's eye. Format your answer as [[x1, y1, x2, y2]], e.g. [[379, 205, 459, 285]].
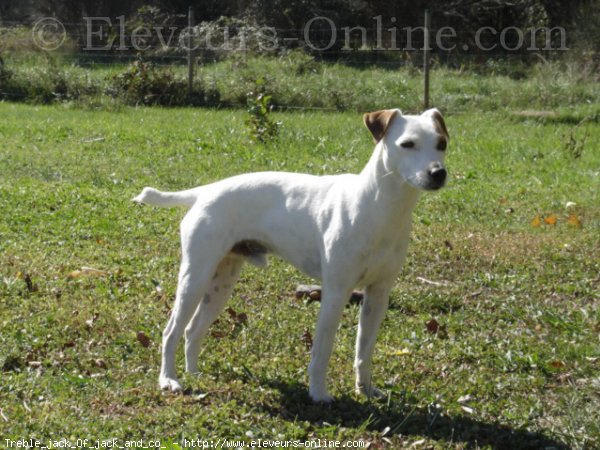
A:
[[400, 141, 415, 149], [437, 138, 447, 151]]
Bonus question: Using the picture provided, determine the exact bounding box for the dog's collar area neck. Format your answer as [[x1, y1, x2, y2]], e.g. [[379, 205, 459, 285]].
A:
[[359, 149, 420, 208]]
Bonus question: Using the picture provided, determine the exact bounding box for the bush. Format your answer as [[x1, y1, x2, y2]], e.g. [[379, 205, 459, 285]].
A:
[[245, 79, 281, 143], [0, 55, 13, 86], [111, 57, 188, 106], [111, 57, 221, 106]]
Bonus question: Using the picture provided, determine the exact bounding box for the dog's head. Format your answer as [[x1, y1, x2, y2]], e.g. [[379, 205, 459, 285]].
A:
[[364, 108, 449, 191]]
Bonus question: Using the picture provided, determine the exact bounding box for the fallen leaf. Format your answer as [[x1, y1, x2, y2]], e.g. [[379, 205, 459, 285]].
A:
[[426, 319, 440, 334], [531, 216, 542, 228], [226, 307, 248, 325], [93, 359, 107, 369], [394, 348, 411, 356], [236, 312, 248, 324], [549, 360, 566, 369], [425, 319, 448, 339], [136, 331, 151, 348], [68, 267, 109, 279], [567, 214, 582, 228], [210, 330, 228, 339], [301, 328, 313, 350]]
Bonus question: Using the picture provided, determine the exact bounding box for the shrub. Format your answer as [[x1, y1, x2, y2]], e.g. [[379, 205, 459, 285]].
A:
[[111, 57, 221, 106], [0, 55, 13, 87], [111, 57, 188, 106], [245, 79, 281, 143]]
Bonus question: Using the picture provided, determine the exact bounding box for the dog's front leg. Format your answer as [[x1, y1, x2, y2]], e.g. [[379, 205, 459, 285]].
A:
[[354, 283, 391, 399], [308, 287, 352, 403]]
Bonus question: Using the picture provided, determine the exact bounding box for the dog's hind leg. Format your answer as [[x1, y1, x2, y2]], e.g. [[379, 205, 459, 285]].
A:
[[184, 254, 244, 374], [159, 241, 225, 392]]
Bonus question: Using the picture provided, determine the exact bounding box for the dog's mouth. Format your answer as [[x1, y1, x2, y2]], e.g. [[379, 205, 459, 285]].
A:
[[422, 179, 446, 191], [407, 172, 447, 191]]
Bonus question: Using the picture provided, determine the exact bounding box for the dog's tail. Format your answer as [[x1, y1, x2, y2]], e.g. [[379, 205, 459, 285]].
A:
[[132, 187, 198, 208]]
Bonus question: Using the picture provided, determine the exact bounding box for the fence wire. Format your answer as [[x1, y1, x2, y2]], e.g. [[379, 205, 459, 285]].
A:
[[0, 19, 590, 110]]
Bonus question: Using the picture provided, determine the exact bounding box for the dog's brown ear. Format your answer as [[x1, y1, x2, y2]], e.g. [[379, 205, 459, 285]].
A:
[[363, 109, 399, 143], [424, 108, 449, 141]]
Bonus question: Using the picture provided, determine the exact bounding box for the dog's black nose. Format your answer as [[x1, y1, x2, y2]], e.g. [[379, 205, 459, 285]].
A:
[[429, 165, 447, 185]]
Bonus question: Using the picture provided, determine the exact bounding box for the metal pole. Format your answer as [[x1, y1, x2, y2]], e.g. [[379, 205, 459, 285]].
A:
[[187, 6, 195, 97], [423, 9, 431, 110]]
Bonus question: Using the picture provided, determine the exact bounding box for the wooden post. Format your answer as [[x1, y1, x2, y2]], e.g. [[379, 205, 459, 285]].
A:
[[187, 6, 195, 97], [423, 9, 431, 110]]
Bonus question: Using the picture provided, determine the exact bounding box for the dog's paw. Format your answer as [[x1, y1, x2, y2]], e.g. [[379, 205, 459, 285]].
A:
[[309, 388, 334, 404], [159, 376, 182, 393], [356, 384, 387, 400]]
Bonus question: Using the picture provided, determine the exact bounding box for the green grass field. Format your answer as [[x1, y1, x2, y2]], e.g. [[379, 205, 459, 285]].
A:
[[0, 102, 599, 449]]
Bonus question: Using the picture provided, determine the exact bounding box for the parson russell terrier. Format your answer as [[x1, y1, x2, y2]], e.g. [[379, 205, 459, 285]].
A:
[[133, 108, 449, 402]]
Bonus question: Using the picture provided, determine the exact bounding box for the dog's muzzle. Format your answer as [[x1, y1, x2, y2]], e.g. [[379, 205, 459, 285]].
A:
[[425, 162, 447, 190]]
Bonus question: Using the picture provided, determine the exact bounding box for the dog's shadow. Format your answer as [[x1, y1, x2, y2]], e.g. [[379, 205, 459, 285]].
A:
[[258, 379, 568, 450]]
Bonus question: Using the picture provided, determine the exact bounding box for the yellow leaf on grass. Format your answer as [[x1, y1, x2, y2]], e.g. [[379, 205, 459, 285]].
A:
[[531, 216, 542, 228], [68, 267, 109, 279], [544, 215, 557, 225], [393, 348, 412, 356], [567, 214, 582, 228]]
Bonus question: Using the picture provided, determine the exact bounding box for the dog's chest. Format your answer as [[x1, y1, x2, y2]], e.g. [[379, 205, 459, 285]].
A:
[[356, 234, 409, 286]]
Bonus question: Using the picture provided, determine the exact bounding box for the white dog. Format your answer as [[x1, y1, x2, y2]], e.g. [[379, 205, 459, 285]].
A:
[[133, 108, 449, 402]]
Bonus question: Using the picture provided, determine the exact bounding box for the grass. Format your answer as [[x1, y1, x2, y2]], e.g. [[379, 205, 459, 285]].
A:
[[0, 101, 599, 449], [1, 51, 600, 115]]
